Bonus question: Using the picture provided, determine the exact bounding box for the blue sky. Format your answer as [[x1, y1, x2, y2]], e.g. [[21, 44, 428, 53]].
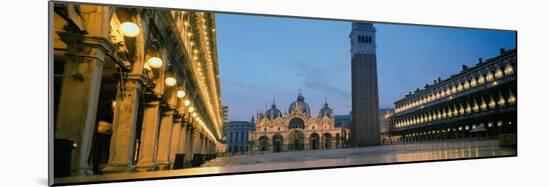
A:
[[215, 13, 516, 121]]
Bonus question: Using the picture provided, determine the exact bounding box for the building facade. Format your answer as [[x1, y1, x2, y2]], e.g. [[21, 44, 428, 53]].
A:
[[335, 114, 352, 145], [379, 108, 394, 144], [390, 48, 517, 143], [249, 92, 344, 152], [350, 22, 381, 146], [52, 3, 223, 177], [225, 121, 255, 152]]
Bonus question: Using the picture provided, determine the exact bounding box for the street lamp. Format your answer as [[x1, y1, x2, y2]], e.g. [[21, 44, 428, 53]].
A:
[[146, 57, 163, 68], [184, 99, 191, 107], [165, 77, 177, 87], [177, 90, 186, 98], [120, 22, 140, 37]]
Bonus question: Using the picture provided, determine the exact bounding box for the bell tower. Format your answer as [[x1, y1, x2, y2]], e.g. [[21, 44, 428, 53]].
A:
[[350, 22, 381, 147]]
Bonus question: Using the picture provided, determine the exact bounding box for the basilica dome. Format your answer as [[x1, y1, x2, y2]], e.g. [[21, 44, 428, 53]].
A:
[[265, 102, 282, 120], [288, 92, 310, 116], [319, 100, 333, 118]]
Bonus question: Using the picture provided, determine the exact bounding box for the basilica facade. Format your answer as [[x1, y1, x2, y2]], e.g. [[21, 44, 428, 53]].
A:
[[249, 92, 345, 152]]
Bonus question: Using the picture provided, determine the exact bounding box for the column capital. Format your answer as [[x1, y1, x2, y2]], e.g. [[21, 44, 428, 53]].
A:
[[173, 113, 185, 123], [60, 32, 116, 63], [143, 100, 161, 108], [143, 91, 163, 102]]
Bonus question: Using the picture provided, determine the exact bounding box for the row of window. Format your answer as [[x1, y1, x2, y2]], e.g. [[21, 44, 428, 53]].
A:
[[394, 89, 516, 129], [401, 121, 512, 137], [228, 131, 248, 144], [357, 35, 372, 43], [396, 61, 515, 113]]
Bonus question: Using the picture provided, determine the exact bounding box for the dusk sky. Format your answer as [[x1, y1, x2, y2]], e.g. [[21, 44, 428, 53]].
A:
[[215, 13, 516, 121]]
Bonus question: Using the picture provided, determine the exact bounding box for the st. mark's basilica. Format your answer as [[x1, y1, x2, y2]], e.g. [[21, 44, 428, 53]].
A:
[[249, 92, 348, 152]]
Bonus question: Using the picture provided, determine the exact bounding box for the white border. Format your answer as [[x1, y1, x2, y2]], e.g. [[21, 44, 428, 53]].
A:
[[1, 0, 550, 186]]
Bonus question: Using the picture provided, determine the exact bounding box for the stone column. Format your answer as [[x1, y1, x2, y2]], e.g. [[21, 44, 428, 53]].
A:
[[102, 75, 144, 173], [134, 100, 162, 171], [175, 121, 188, 167], [134, 53, 166, 171], [169, 115, 183, 168], [184, 126, 194, 164], [192, 129, 201, 155], [56, 32, 115, 176], [156, 109, 175, 170], [177, 122, 188, 155], [103, 22, 146, 172], [202, 134, 208, 154]]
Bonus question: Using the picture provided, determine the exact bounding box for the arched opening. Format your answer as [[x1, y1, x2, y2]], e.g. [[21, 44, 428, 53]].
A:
[[272, 134, 283, 152], [289, 130, 305, 151], [289, 118, 305, 129], [310, 133, 320, 150], [323, 133, 332, 149], [259, 136, 269, 151]]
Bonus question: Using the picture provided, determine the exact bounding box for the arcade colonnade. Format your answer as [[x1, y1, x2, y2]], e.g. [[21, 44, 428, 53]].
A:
[[251, 130, 344, 152], [387, 48, 517, 145], [52, 3, 222, 177]]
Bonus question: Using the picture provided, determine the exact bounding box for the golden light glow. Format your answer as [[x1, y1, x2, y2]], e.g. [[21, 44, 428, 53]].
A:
[[120, 22, 140, 37], [486, 72, 494, 81], [452, 105, 458, 116], [489, 96, 496, 109], [165, 77, 177, 87], [177, 90, 186, 98], [495, 68, 503, 79], [192, 112, 197, 117], [464, 81, 470, 90], [478, 75, 485, 84], [146, 57, 163, 68], [184, 99, 191, 107], [480, 98, 487, 110], [470, 78, 477, 87], [189, 106, 195, 113], [508, 90, 516, 104], [473, 100, 479, 112], [505, 64, 514, 75], [498, 93, 506, 107]]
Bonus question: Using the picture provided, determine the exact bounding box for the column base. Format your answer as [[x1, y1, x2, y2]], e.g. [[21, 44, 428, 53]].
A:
[[134, 162, 159, 172], [72, 168, 94, 176], [102, 163, 134, 174], [156, 162, 170, 170]]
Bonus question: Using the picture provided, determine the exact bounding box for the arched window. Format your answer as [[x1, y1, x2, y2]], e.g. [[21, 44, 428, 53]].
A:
[[289, 118, 305, 129], [368, 36, 372, 43], [358, 35, 361, 43]]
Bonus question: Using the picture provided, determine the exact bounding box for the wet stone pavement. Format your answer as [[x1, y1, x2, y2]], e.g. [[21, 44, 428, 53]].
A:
[[55, 139, 516, 185]]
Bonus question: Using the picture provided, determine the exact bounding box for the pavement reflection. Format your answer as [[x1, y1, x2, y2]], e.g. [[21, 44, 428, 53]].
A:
[[55, 139, 516, 185]]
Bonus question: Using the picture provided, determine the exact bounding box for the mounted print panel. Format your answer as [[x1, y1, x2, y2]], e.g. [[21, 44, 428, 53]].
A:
[[49, 1, 517, 186]]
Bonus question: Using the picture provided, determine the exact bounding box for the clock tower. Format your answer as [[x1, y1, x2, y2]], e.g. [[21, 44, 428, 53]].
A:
[[350, 22, 381, 146]]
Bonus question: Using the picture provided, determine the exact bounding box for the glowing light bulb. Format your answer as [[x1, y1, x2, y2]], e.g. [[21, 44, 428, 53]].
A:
[[184, 99, 191, 106], [189, 106, 195, 113], [146, 57, 163, 68], [177, 90, 186, 98], [120, 22, 140, 37], [165, 77, 177, 87]]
